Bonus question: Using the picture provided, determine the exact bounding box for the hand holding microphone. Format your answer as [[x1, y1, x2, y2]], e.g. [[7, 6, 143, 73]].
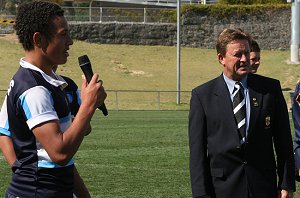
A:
[[78, 55, 108, 116]]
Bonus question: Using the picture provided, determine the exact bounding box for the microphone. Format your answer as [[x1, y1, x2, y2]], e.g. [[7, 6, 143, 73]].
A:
[[78, 55, 108, 116]]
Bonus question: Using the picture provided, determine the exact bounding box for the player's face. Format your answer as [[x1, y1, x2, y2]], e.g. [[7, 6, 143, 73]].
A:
[[218, 39, 250, 81], [249, 51, 260, 73], [43, 16, 73, 66]]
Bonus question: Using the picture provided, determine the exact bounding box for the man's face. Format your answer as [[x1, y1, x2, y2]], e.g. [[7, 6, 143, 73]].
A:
[[249, 51, 260, 73], [42, 16, 73, 66], [218, 39, 250, 81]]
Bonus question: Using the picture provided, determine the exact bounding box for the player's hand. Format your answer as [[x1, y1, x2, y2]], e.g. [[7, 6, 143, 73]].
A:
[[80, 74, 106, 111]]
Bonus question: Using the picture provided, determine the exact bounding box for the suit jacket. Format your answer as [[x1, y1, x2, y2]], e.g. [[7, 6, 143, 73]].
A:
[[292, 82, 300, 177], [189, 73, 295, 198]]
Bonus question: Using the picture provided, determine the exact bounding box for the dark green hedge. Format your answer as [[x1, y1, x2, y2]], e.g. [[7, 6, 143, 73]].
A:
[[218, 0, 287, 4], [181, 4, 290, 19]]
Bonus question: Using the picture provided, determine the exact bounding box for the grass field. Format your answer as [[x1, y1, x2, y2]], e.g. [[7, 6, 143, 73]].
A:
[[1, 111, 300, 197], [0, 111, 191, 197]]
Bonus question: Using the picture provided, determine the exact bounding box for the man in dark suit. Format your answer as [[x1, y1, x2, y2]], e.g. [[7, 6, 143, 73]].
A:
[[188, 28, 295, 198]]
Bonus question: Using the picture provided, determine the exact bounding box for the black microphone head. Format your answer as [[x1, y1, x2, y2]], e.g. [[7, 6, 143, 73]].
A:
[[78, 55, 90, 67], [78, 54, 108, 116], [78, 54, 93, 82]]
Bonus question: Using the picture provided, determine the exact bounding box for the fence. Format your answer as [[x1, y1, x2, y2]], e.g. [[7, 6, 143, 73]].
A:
[[63, 2, 215, 23], [64, 7, 176, 23], [0, 89, 191, 110], [0, 15, 15, 35], [146, 0, 218, 4], [0, 7, 179, 34], [0, 89, 294, 111], [0, 1, 219, 33], [106, 90, 191, 110]]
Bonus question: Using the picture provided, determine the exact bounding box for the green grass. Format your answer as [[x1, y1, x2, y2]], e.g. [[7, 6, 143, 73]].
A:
[[1, 111, 300, 197], [0, 111, 191, 197]]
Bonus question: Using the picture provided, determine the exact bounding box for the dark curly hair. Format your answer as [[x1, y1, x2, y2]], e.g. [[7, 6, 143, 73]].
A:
[[14, 1, 64, 51]]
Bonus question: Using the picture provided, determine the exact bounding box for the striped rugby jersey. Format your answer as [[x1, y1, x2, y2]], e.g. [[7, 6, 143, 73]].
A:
[[0, 59, 75, 197]]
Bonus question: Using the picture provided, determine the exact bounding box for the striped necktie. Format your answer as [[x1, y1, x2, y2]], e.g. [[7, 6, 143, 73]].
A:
[[232, 82, 246, 144]]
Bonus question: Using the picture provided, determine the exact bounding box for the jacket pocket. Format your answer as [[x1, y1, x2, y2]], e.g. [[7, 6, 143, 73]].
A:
[[211, 168, 224, 178]]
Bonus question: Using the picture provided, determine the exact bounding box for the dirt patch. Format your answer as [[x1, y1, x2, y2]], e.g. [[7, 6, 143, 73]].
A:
[[111, 60, 152, 77], [0, 33, 18, 43]]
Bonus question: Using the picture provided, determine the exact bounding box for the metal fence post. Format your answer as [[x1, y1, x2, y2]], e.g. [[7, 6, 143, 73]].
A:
[[100, 7, 102, 22], [89, 2, 92, 22], [144, 8, 146, 23], [176, 0, 181, 105], [115, 91, 119, 111], [157, 91, 160, 110]]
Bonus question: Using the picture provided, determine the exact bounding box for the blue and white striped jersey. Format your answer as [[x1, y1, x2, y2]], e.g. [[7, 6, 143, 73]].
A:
[[61, 75, 81, 118], [0, 59, 75, 197]]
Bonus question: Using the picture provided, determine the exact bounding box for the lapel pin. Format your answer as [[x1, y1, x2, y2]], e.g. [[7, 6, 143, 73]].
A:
[[265, 115, 271, 127], [252, 97, 259, 107]]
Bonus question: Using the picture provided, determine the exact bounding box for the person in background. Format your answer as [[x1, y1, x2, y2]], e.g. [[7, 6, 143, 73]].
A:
[[249, 39, 261, 74], [292, 79, 300, 182], [0, 64, 91, 197], [188, 28, 295, 198], [0, 1, 106, 197]]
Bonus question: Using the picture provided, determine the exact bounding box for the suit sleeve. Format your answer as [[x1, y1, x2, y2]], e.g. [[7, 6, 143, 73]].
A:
[[189, 89, 213, 197], [273, 80, 295, 191]]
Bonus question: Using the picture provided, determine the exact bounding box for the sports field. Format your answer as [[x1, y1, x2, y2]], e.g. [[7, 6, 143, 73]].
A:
[[1, 111, 300, 197], [0, 110, 191, 197]]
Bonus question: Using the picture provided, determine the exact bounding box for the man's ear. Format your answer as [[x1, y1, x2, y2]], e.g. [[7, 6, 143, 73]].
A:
[[217, 53, 225, 65], [32, 32, 45, 48], [33, 32, 48, 52], [33, 32, 41, 48]]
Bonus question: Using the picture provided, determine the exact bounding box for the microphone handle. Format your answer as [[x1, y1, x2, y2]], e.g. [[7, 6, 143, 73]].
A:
[[82, 66, 108, 116], [98, 103, 108, 116]]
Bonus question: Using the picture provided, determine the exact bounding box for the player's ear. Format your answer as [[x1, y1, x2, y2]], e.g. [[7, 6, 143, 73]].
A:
[[33, 32, 47, 49], [33, 32, 42, 48]]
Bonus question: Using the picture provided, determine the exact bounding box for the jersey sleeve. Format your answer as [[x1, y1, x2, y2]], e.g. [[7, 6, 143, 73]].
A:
[[18, 86, 58, 130], [0, 96, 11, 136]]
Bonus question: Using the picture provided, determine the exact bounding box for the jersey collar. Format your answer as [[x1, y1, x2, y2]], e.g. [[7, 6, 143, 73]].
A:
[[20, 58, 68, 89]]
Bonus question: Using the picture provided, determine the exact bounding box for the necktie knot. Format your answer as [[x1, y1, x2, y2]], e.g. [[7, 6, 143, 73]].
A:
[[233, 82, 243, 94]]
